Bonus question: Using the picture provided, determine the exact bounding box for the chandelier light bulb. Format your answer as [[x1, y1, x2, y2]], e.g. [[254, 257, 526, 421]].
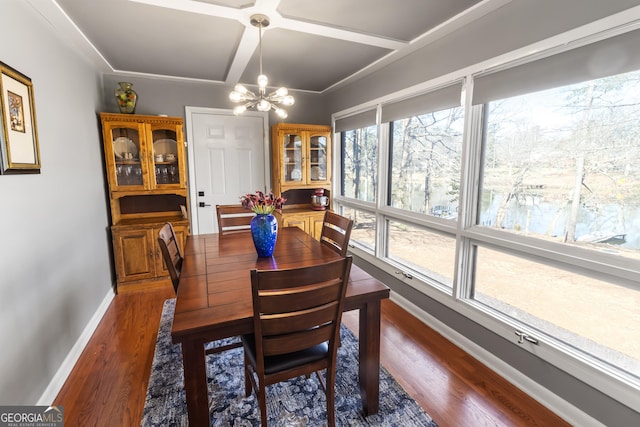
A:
[[274, 107, 288, 119], [233, 105, 247, 115], [257, 99, 271, 112], [282, 95, 295, 106], [257, 74, 268, 88], [275, 87, 288, 97], [234, 84, 249, 94], [229, 91, 243, 102]]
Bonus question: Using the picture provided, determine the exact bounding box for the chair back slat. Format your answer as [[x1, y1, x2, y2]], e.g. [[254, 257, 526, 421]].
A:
[[216, 204, 255, 234], [263, 323, 334, 356], [261, 301, 339, 336], [319, 211, 354, 257], [255, 262, 345, 290], [258, 279, 343, 314], [157, 222, 183, 294]]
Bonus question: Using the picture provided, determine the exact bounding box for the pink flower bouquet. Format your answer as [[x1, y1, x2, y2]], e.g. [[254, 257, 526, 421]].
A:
[[240, 190, 286, 214]]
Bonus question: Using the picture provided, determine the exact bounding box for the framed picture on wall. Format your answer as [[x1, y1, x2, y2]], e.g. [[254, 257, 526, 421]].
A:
[[0, 61, 41, 174]]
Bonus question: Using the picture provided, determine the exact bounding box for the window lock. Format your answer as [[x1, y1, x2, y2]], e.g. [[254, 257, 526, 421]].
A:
[[515, 330, 539, 345]]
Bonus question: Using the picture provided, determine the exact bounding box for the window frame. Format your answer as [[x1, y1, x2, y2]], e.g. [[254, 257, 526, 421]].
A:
[[331, 13, 640, 413]]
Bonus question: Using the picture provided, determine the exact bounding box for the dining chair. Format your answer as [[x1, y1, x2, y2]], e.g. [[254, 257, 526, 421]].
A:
[[242, 256, 353, 427], [158, 222, 242, 354], [157, 222, 183, 294], [319, 211, 354, 257], [216, 204, 255, 234]]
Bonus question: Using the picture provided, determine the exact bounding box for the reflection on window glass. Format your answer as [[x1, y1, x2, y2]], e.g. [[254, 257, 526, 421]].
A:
[[474, 246, 640, 381], [390, 107, 464, 219], [342, 126, 377, 202], [340, 206, 376, 252], [481, 70, 640, 260], [387, 220, 455, 288]]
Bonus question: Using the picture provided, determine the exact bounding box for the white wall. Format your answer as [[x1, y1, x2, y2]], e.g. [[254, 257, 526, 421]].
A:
[[0, 0, 112, 403]]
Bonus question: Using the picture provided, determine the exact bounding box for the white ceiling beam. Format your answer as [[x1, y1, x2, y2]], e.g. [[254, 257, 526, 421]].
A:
[[128, 0, 244, 21], [274, 17, 407, 50], [225, 26, 259, 86]]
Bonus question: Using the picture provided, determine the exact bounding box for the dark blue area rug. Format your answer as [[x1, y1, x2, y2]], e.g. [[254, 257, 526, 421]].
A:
[[141, 299, 439, 426]]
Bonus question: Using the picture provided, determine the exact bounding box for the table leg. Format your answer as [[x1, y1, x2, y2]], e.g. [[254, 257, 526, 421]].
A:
[[182, 340, 209, 426], [358, 300, 381, 416]]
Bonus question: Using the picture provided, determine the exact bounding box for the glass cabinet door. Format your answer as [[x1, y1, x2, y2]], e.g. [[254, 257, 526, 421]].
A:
[[283, 132, 303, 184], [110, 125, 144, 188], [308, 133, 328, 183], [150, 126, 180, 187]]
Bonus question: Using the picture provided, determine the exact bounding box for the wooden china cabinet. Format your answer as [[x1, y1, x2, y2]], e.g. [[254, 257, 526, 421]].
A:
[[271, 123, 332, 240], [100, 113, 189, 292]]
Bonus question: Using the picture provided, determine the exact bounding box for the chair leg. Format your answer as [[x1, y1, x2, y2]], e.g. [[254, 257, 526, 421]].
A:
[[259, 382, 268, 426], [326, 367, 336, 427], [244, 353, 252, 398]]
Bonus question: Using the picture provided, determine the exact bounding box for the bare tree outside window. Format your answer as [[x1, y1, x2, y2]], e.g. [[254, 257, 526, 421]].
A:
[[342, 126, 377, 202], [481, 70, 640, 257], [389, 107, 464, 218]]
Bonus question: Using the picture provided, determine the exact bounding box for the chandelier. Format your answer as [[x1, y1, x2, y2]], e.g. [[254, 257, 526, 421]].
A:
[[229, 14, 295, 118]]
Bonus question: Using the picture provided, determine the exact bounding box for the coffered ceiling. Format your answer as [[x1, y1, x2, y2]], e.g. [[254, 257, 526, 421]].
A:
[[43, 0, 510, 93]]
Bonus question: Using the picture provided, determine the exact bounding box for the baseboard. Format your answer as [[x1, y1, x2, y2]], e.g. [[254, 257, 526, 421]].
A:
[[389, 292, 605, 427], [37, 289, 115, 405]]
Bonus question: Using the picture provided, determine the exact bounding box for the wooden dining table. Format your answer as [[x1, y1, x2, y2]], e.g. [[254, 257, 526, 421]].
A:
[[171, 226, 390, 426]]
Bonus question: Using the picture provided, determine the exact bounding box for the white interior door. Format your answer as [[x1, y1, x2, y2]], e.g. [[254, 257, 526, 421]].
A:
[[186, 107, 269, 234]]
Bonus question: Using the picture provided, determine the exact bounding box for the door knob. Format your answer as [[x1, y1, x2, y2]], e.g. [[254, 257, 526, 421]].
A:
[[199, 202, 211, 208]]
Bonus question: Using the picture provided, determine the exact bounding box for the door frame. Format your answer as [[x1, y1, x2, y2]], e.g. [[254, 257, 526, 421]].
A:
[[185, 106, 270, 235]]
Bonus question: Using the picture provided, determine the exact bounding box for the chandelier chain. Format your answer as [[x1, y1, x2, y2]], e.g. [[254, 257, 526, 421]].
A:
[[258, 19, 263, 78]]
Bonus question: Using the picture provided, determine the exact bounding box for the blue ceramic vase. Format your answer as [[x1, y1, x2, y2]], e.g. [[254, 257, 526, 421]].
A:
[[250, 213, 278, 257]]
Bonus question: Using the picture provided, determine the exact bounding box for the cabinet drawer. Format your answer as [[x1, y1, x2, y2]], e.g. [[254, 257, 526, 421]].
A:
[[277, 210, 326, 240], [282, 215, 310, 234]]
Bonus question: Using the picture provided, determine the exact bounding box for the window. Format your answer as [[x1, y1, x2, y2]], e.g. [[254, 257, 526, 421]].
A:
[[341, 126, 377, 202], [387, 220, 455, 289], [475, 69, 640, 381], [340, 206, 376, 252], [480, 71, 640, 260], [333, 26, 640, 409], [389, 107, 464, 217], [474, 245, 640, 379], [335, 109, 377, 204], [383, 101, 464, 290]]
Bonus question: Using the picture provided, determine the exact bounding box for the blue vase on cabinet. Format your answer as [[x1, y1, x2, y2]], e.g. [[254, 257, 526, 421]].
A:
[[250, 214, 278, 257]]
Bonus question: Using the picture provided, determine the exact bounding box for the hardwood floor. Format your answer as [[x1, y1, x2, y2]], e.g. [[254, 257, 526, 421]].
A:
[[54, 287, 570, 426], [54, 287, 175, 426]]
